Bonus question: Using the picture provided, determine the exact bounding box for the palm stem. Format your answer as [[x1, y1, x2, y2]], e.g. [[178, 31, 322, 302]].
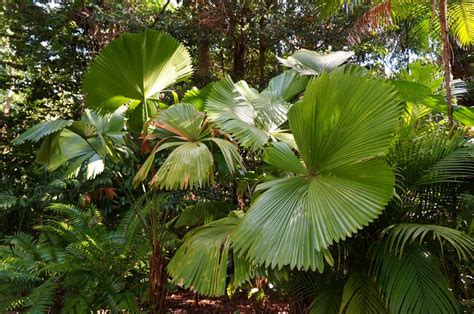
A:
[[438, 0, 453, 127]]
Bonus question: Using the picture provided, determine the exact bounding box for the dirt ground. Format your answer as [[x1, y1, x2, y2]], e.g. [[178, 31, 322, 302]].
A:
[[166, 291, 290, 313]]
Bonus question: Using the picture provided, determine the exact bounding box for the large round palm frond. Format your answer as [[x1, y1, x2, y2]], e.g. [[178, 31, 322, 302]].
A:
[[133, 103, 243, 190], [82, 29, 193, 132], [232, 67, 401, 271], [205, 71, 308, 151]]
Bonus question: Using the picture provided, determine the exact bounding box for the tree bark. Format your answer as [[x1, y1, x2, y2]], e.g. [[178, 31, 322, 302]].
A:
[[439, 0, 453, 126], [149, 206, 166, 313], [196, 33, 211, 86], [258, 14, 266, 88], [194, 0, 211, 86], [232, 34, 246, 81], [3, 67, 14, 117]]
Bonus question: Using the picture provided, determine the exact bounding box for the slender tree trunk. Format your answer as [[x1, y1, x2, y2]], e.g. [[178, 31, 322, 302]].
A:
[[3, 67, 14, 117], [439, 0, 453, 126], [149, 205, 166, 313], [258, 15, 266, 88], [232, 34, 246, 81], [3, 90, 13, 116]]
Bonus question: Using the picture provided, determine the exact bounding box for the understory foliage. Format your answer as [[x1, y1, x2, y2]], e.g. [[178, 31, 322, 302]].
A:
[[2, 24, 473, 314]]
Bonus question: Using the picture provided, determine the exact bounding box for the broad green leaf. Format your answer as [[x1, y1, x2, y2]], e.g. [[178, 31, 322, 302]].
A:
[[83, 30, 193, 132], [206, 75, 297, 151], [136, 104, 242, 189], [233, 68, 400, 270], [150, 142, 214, 190], [263, 142, 307, 174], [264, 70, 309, 101], [392, 79, 474, 126]]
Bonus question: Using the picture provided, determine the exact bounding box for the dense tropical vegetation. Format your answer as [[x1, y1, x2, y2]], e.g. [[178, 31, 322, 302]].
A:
[[1, 0, 473, 313]]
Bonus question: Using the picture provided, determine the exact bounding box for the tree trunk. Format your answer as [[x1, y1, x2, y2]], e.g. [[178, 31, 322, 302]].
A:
[[439, 0, 453, 126], [196, 34, 211, 86], [232, 34, 246, 81], [149, 207, 166, 313], [3, 67, 14, 117], [3, 90, 13, 117], [258, 15, 266, 88], [195, 0, 211, 86]]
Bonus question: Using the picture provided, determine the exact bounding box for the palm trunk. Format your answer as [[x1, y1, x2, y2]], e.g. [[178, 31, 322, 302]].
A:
[[438, 0, 453, 126], [149, 205, 166, 313]]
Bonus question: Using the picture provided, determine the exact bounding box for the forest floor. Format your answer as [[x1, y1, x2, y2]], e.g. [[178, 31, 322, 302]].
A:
[[166, 291, 290, 313]]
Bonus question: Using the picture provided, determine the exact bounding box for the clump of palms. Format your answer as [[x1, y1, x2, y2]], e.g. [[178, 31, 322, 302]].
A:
[[11, 29, 474, 313]]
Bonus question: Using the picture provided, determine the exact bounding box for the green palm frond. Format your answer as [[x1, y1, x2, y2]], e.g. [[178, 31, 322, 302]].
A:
[[174, 201, 235, 228], [182, 82, 214, 111], [11, 119, 73, 145], [308, 280, 343, 314], [448, 1, 474, 47], [340, 272, 387, 314], [83, 29, 193, 132], [389, 123, 473, 187], [277, 50, 354, 76], [205, 73, 304, 151], [383, 223, 474, 260], [134, 103, 243, 190], [168, 214, 253, 296], [233, 67, 400, 271], [13, 107, 128, 179], [372, 246, 459, 313]]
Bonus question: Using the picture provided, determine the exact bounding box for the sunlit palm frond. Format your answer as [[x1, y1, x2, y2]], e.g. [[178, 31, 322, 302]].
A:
[[233, 67, 401, 270], [83, 30, 193, 132], [277, 50, 354, 76]]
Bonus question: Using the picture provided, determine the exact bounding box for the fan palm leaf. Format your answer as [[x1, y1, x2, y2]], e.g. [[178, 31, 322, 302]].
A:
[[82, 30, 193, 132], [12, 107, 128, 180], [205, 71, 308, 151], [167, 213, 252, 296], [277, 50, 354, 76], [134, 103, 243, 189], [233, 67, 401, 270]]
